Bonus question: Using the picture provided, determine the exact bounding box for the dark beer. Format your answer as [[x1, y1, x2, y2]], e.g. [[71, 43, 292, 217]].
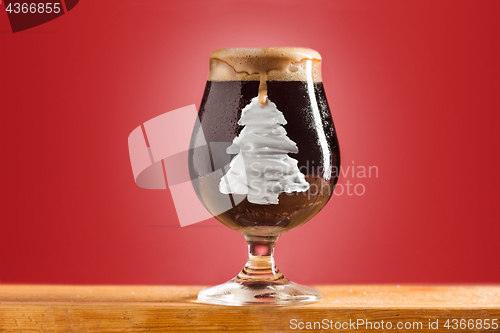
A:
[[190, 80, 340, 235]]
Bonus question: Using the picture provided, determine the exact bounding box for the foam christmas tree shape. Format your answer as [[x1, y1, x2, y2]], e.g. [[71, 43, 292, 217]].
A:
[[219, 97, 310, 205]]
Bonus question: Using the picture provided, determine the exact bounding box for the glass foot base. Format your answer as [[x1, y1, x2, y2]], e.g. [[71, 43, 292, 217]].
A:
[[198, 279, 322, 306]]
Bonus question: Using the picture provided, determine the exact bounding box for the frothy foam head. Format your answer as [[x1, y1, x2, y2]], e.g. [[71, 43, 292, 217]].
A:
[[208, 47, 322, 82]]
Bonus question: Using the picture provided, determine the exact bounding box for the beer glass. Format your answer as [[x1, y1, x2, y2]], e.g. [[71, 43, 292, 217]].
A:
[[189, 47, 340, 305]]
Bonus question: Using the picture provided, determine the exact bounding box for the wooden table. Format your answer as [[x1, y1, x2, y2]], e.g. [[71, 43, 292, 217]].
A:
[[1, 285, 499, 332]]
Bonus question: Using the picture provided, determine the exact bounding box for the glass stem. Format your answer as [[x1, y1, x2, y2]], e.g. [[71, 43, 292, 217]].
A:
[[235, 235, 288, 284]]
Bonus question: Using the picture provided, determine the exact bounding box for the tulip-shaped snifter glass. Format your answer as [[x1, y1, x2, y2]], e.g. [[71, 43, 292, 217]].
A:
[[189, 48, 340, 306]]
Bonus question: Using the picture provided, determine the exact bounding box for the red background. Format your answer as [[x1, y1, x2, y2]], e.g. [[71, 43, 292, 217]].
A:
[[1, 0, 499, 285]]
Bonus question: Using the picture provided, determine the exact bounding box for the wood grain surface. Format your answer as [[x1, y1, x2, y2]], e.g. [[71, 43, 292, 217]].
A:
[[1, 285, 499, 332]]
